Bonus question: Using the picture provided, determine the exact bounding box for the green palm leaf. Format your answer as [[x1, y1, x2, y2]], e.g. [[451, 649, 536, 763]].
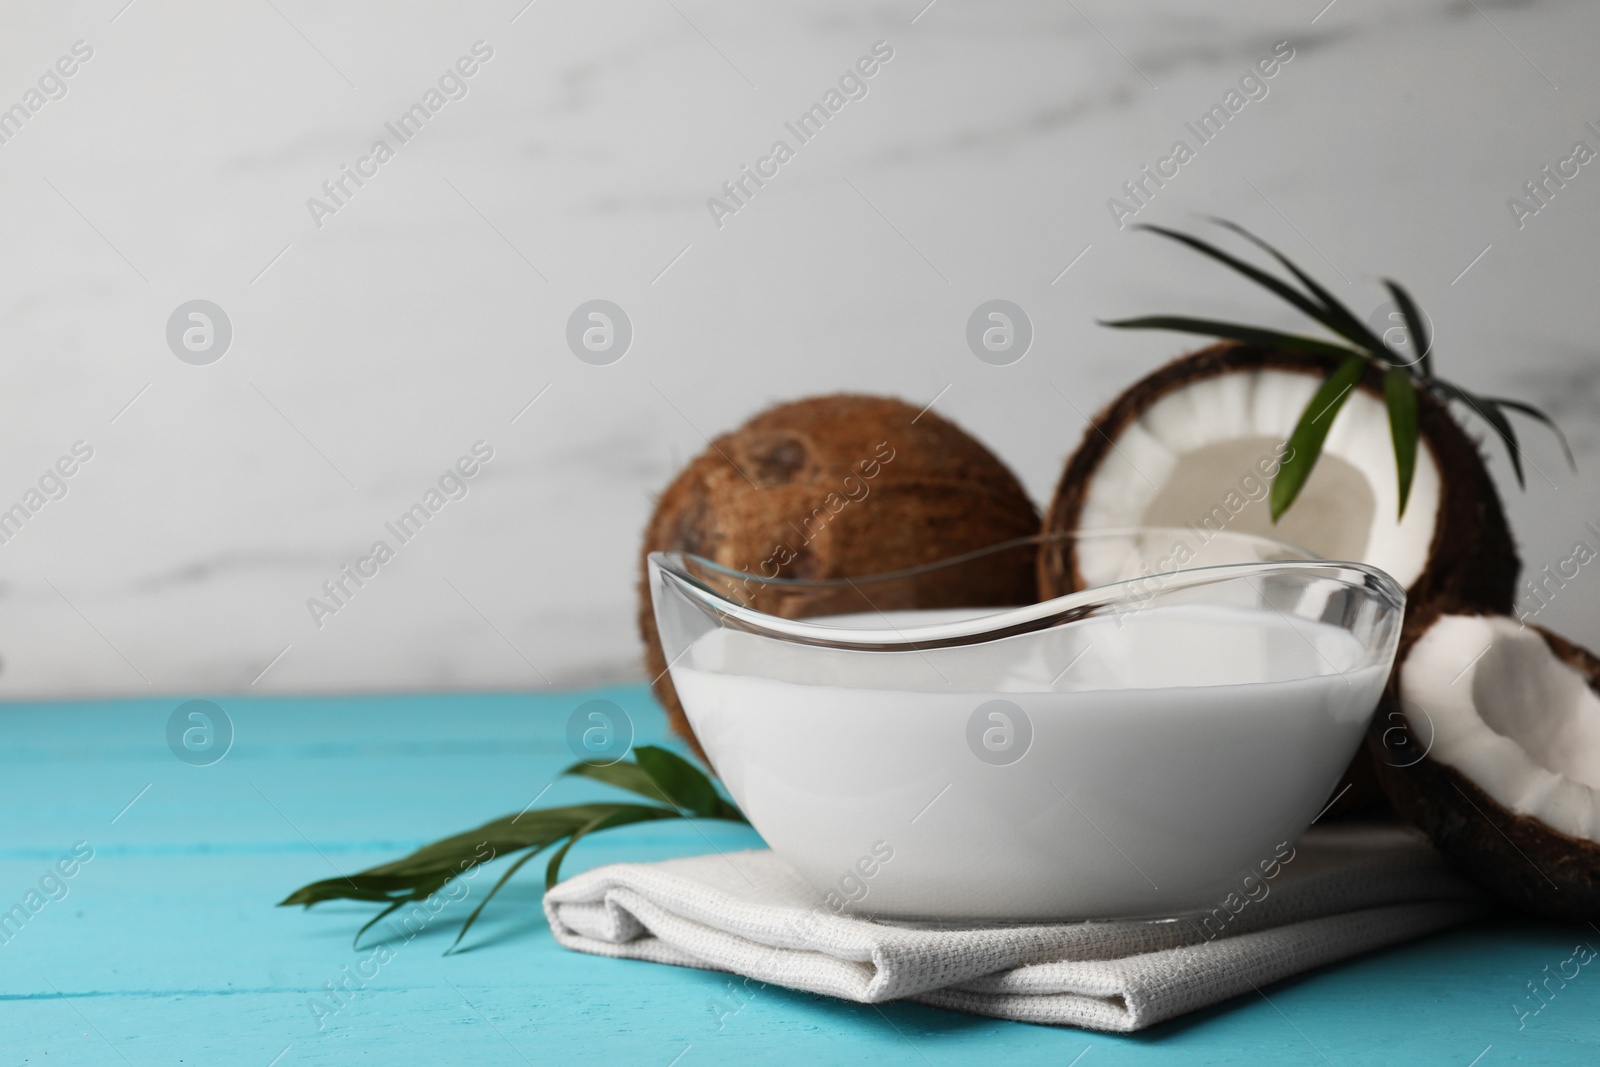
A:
[[1271, 355, 1368, 520], [1101, 316, 1364, 361], [1383, 280, 1434, 378], [1434, 381, 1525, 488], [1209, 217, 1389, 357], [1485, 396, 1576, 471], [281, 745, 748, 951], [1383, 368, 1419, 518], [1132, 224, 1334, 331], [1110, 218, 1574, 521]]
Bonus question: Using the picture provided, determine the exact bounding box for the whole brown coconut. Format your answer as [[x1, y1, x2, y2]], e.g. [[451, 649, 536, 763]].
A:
[[1370, 604, 1600, 921], [639, 394, 1040, 763], [1038, 342, 1520, 817]]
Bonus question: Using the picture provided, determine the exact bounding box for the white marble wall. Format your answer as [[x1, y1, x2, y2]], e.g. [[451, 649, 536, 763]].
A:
[[0, 0, 1596, 697]]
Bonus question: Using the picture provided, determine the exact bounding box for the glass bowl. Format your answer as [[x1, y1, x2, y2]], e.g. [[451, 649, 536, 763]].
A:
[[647, 529, 1404, 921]]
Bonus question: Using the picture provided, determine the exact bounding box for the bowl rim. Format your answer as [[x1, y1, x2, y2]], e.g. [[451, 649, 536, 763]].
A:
[[648, 528, 1406, 652]]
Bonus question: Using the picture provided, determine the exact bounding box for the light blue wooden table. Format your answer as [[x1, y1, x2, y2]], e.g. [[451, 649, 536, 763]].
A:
[[4, 684, 1597, 1065]]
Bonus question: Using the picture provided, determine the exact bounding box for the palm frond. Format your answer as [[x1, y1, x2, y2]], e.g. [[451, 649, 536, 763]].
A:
[[280, 745, 748, 951], [1109, 219, 1574, 518]]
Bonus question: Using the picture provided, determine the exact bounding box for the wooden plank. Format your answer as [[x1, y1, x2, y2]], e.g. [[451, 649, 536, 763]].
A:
[[1, 685, 1595, 1064]]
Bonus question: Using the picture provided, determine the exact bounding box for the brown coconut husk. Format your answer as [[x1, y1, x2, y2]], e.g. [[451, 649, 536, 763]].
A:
[[639, 394, 1040, 764], [1369, 604, 1600, 921], [1038, 342, 1520, 817]]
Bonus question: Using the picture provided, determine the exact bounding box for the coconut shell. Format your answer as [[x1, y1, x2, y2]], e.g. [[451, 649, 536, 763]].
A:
[[639, 394, 1040, 764], [1037, 342, 1520, 818], [1369, 608, 1600, 921], [1038, 342, 1519, 612]]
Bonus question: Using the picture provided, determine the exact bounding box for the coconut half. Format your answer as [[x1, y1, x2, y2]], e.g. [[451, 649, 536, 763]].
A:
[[1040, 343, 1520, 816], [1039, 343, 1518, 614], [1372, 610, 1600, 920]]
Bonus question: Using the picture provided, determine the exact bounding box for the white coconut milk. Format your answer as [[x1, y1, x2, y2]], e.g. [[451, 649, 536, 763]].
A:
[[670, 604, 1388, 919]]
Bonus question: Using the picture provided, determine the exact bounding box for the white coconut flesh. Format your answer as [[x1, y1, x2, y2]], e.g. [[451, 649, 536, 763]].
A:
[[1401, 613, 1600, 843], [1073, 368, 1440, 587]]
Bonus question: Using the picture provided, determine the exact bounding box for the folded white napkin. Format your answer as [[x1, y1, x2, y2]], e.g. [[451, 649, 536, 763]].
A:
[[544, 826, 1485, 1032]]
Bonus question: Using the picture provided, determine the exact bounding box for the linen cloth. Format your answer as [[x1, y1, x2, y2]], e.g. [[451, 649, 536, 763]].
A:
[[543, 826, 1485, 1032]]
